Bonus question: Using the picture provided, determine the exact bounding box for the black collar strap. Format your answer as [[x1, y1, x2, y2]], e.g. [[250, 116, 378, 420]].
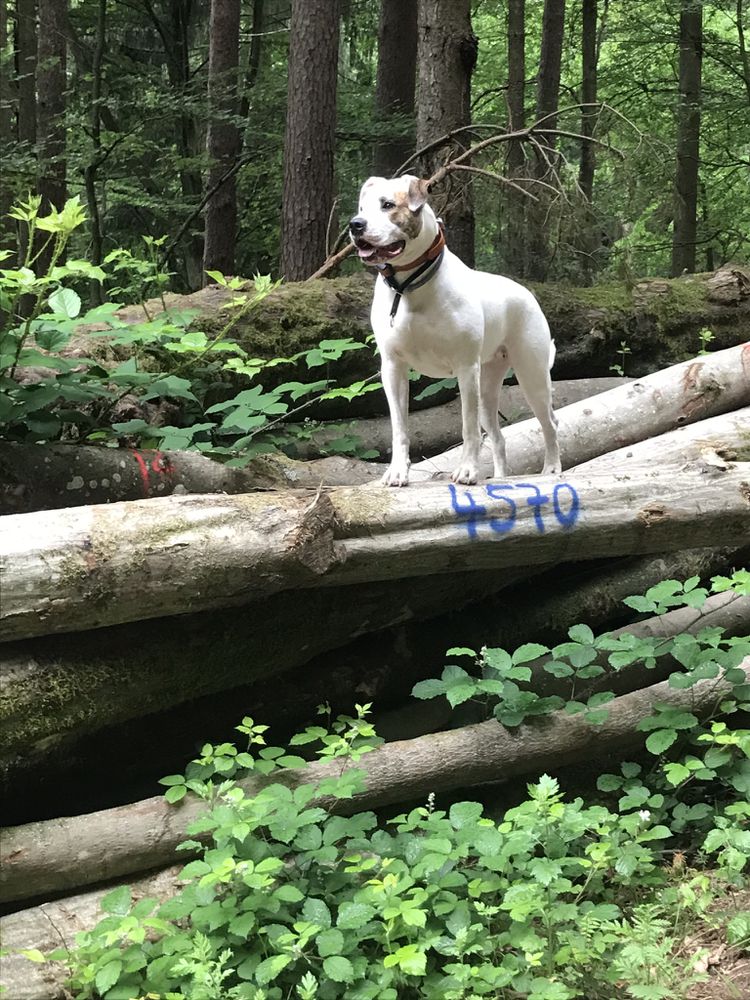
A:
[[378, 249, 446, 324]]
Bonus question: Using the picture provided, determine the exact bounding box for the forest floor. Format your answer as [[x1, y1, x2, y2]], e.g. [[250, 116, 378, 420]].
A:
[[688, 887, 750, 999]]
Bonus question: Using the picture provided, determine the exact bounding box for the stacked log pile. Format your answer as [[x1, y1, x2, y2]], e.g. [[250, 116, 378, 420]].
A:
[[0, 341, 748, 999]]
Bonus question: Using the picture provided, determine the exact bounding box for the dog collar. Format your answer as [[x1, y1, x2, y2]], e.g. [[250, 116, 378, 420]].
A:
[[369, 224, 447, 325]]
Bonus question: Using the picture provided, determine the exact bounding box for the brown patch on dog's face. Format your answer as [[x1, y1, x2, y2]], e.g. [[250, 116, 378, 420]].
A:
[[386, 190, 424, 240]]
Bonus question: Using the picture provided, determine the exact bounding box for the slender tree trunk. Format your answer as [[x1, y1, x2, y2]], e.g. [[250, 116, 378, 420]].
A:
[[526, 0, 565, 280], [578, 0, 598, 282], [504, 0, 526, 276], [83, 0, 106, 305], [373, 0, 417, 177], [671, 0, 703, 276], [736, 0, 750, 106], [36, 0, 67, 212], [280, 0, 341, 281], [0, 0, 12, 240], [238, 0, 264, 120], [416, 0, 477, 267], [203, 0, 241, 280], [159, 0, 204, 288], [14, 0, 36, 154], [579, 0, 597, 203]]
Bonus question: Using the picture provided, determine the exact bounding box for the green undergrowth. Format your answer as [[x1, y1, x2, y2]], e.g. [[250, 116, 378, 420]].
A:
[[0, 197, 379, 464], [12, 571, 750, 1000]]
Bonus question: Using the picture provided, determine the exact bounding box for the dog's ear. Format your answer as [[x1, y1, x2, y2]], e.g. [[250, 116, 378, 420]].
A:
[[407, 177, 431, 212]]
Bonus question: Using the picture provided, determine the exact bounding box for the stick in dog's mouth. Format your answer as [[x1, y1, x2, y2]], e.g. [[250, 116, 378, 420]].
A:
[[354, 238, 406, 262]]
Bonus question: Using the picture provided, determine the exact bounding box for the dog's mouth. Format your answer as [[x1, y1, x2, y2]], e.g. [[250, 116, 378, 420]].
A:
[[353, 237, 406, 263]]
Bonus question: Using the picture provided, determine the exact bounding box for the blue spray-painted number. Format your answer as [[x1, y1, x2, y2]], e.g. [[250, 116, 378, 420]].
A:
[[449, 481, 581, 539]]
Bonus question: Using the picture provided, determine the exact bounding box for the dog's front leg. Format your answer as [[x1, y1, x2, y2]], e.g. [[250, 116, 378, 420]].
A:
[[381, 355, 411, 486], [453, 363, 482, 485]]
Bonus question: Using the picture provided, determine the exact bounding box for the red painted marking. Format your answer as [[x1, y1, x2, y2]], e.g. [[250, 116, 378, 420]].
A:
[[132, 451, 151, 496], [150, 452, 174, 476]]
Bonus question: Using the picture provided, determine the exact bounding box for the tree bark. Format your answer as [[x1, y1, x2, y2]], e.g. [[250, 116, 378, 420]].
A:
[[416, 0, 477, 266], [203, 0, 242, 279], [526, 0, 565, 280], [2, 664, 745, 907], [280, 0, 341, 281], [2, 461, 750, 642], [0, 442, 380, 515], [373, 0, 417, 177], [413, 342, 750, 478], [36, 0, 67, 270], [0, 567, 528, 786], [578, 0, 598, 282], [0, 0, 13, 240], [0, 866, 186, 1000], [671, 0, 703, 277], [82, 0, 106, 305], [504, 0, 526, 276], [571, 406, 750, 474]]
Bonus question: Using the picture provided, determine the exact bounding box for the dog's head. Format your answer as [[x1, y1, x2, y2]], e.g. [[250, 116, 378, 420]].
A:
[[349, 175, 433, 265]]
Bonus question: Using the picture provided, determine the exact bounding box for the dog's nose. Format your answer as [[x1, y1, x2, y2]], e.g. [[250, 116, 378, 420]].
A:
[[349, 216, 367, 235]]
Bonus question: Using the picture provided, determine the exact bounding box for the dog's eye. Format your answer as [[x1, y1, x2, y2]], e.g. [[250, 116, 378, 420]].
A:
[[381, 200, 395, 211]]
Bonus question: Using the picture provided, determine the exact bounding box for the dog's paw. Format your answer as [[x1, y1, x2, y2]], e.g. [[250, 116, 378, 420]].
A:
[[542, 460, 563, 475], [450, 463, 479, 485], [382, 463, 410, 487]]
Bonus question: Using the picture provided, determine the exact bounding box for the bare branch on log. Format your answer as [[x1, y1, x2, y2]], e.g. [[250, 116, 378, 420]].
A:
[[1, 664, 745, 907]]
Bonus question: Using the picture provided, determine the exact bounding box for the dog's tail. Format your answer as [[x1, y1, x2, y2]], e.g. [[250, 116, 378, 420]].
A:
[[548, 339, 556, 370]]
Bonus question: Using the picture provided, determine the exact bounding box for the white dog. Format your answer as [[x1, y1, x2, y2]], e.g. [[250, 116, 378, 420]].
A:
[[350, 175, 562, 486]]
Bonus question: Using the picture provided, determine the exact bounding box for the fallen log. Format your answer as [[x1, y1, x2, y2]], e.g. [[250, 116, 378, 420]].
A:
[[0, 564, 538, 778], [5, 547, 737, 822], [0, 866, 184, 1000], [2, 462, 750, 642], [569, 406, 750, 473], [411, 342, 750, 478], [288, 376, 629, 461], [2, 663, 745, 906], [76, 265, 749, 420], [0, 442, 379, 515]]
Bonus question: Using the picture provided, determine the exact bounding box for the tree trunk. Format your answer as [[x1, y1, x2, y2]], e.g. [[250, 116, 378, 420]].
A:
[[0, 0, 13, 241], [526, 0, 565, 280], [203, 0, 242, 279], [2, 461, 749, 642], [504, 0, 526, 276], [671, 0, 703, 277], [280, 0, 341, 281], [2, 664, 745, 907], [14, 0, 37, 174], [373, 0, 417, 177], [415, 0, 477, 266], [35, 0, 67, 270], [82, 0, 106, 305], [577, 0, 598, 282], [413, 342, 750, 478]]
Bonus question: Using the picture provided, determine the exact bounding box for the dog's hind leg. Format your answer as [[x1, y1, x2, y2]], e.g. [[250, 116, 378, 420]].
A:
[[508, 341, 562, 475], [479, 350, 511, 478]]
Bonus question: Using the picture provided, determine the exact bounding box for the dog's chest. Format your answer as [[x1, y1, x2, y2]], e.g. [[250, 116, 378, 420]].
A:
[[374, 285, 482, 378]]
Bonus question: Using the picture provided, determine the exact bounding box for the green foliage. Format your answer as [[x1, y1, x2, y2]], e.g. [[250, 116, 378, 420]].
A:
[[0, 199, 379, 461], [23, 574, 749, 999]]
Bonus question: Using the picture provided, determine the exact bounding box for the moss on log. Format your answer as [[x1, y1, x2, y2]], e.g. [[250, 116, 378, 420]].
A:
[[97, 265, 750, 418]]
